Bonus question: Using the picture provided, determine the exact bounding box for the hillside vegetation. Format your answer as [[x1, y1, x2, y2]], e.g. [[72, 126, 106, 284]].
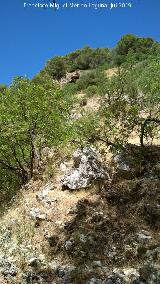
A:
[[0, 34, 160, 284]]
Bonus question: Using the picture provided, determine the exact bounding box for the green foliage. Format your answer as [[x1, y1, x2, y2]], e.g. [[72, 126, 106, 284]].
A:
[[42, 36, 157, 80], [99, 61, 160, 147], [0, 168, 20, 209], [0, 77, 72, 185], [68, 46, 110, 70], [114, 34, 154, 65], [151, 42, 160, 56], [138, 58, 160, 99], [0, 84, 7, 94], [0, 33, 159, 200], [61, 82, 79, 96], [32, 71, 58, 89], [68, 112, 100, 146], [85, 85, 99, 97], [44, 56, 66, 79], [76, 71, 97, 90], [44, 46, 111, 79], [76, 69, 108, 95]]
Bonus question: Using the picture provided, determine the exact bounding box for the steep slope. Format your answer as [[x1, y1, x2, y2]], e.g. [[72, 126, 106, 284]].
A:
[[0, 144, 160, 284]]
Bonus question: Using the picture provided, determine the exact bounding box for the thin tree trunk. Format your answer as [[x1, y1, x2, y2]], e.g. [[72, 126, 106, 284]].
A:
[[140, 118, 160, 147]]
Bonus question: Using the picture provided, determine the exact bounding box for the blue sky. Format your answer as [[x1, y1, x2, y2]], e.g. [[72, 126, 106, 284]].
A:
[[0, 0, 160, 84]]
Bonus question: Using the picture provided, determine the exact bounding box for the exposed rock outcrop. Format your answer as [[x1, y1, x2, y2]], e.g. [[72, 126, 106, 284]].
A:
[[0, 255, 17, 277], [61, 146, 108, 190], [60, 70, 81, 87], [0, 144, 160, 283]]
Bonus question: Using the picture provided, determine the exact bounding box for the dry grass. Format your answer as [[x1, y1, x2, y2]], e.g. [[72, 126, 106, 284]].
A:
[[76, 92, 86, 99], [0, 172, 97, 270], [0, 275, 7, 284], [82, 96, 101, 112], [105, 68, 118, 78], [0, 142, 160, 282]]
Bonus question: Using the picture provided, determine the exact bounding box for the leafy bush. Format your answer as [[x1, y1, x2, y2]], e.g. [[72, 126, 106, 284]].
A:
[[0, 84, 7, 94], [43, 46, 111, 78], [0, 168, 20, 209], [68, 112, 100, 146], [114, 34, 154, 65], [44, 56, 66, 79], [62, 82, 79, 96], [85, 85, 99, 97], [0, 77, 72, 184], [99, 61, 160, 147], [41, 36, 158, 80], [76, 71, 97, 90]]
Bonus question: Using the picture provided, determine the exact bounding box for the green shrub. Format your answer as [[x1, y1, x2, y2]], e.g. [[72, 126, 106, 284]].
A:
[[45, 56, 66, 79], [76, 71, 97, 90], [0, 77, 72, 184], [85, 85, 99, 97]]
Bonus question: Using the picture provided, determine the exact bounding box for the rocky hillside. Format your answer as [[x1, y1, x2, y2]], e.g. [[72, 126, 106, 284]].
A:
[[0, 34, 160, 284], [0, 143, 160, 284]]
